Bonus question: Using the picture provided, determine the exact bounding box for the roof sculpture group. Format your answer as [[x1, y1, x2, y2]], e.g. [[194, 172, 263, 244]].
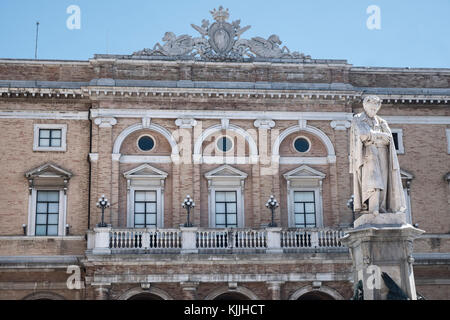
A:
[[133, 6, 311, 61]]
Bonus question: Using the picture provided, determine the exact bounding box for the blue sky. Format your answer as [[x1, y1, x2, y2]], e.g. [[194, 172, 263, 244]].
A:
[[0, 0, 449, 68]]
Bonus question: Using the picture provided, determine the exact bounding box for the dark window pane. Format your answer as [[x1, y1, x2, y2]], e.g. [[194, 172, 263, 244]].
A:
[[217, 137, 232, 152], [392, 132, 399, 150], [134, 191, 157, 227], [215, 191, 237, 227], [35, 191, 59, 236], [294, 191, 316, 228], [138, 136, 155, 151], [294, 138, 310, 153]]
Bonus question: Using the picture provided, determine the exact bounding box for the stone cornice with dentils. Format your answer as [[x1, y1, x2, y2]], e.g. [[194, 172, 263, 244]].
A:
[[0, 80, 449, 103]]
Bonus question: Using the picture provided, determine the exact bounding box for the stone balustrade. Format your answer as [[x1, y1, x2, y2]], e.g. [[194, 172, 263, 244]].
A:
[[89, 227, 348, 255]]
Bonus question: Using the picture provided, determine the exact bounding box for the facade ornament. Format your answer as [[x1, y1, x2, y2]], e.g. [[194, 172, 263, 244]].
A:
[[111, 153, 121, 162], [175, 118, 198, 129], [221, 118, 230, 130], [330, 120, 351, 131], [142, 117, 151, 128], [254, 119, 275, 129], [89, 153, 99, 162], [298, 119, 307, 129], [94, 117, 117, 128], [133, 7, 310, 62]]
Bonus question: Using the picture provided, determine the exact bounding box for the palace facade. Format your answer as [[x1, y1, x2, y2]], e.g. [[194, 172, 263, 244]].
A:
[[0, 8, 449, 300]]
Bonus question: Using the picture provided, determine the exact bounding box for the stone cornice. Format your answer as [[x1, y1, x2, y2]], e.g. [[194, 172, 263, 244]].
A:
[[1, 81, 449, 104]]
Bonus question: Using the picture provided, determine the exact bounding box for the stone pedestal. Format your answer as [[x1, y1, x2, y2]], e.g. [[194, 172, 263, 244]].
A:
[[341, 213, 424, 300], [266, 227, 283, 253], [181, 227, 198, 254], [92, 227, 111, 255]]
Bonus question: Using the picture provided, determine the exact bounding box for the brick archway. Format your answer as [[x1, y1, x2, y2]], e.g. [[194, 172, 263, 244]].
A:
[[204, 286, 259, 300], [289, 285, 344, 300], [117, 287, 173, 300]]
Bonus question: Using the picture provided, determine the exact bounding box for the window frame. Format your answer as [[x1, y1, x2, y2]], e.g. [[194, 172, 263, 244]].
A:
[[292, 136, 312, 154], [215, 135, 234, 154], [133, 190, 158, 228], [33, 124, 67, 152], [209, 186, 244, 228], [293, 190, 317, 228], [288, 187, 322, 228], [214, 190, 238, 228], [283, 165, 326, 229], [390, 128, 405, 154], [127, 187, 164, 229], [35, 190, 61, 236], [28, 188, 67, 236], [123, 164, 168, 229], [136, 134, 156, 152]]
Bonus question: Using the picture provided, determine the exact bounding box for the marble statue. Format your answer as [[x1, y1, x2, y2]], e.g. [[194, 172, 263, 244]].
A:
[[350, 95, 407, 215]]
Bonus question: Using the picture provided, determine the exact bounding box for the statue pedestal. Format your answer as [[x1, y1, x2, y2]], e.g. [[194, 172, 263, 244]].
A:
[[341, 213, 424, 300]]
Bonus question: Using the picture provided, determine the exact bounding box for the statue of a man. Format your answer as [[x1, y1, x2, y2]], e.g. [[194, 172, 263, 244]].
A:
[[350, 95, 406, 215]]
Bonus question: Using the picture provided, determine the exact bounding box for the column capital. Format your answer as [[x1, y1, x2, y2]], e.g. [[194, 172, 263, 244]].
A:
[[180, 281, 199, 290], [266, 281, 285, 289], [254, 119, 275, 129], [330, 120, 351, 130], [89, 153, 99, 162], [175, 118, 198, 129], [111, 153, 121, 162], [94, 117, 117, 128]]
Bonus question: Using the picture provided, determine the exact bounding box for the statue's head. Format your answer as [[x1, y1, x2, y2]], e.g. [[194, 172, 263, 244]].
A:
[[363, 95, 382, 118], [269, 35, 282, 45], [163, 32, 176, 41]]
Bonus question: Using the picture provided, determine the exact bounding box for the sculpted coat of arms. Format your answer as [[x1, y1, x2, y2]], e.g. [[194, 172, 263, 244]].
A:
[[133, 6, 310, 61]]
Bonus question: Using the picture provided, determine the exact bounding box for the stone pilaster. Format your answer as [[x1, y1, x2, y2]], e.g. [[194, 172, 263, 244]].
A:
[[92, 283, 111, 300], [251, 164, 260, 227], [193, 164, 202, 226], [111, 154, 121, 227], [93, 117, 117, 226], [172, 163, 181, 227], [330, 120, 352, 226], [267, 281, 284, 300], [181, 282, 199, 300]]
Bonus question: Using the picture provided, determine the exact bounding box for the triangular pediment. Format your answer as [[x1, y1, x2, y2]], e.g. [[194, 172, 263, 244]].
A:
[[205, 165, 248, 179], [25, 163, 72, 179], [400, 169, 414, 180], [124, 164, 168, 179], [283, 165, 325, 180]]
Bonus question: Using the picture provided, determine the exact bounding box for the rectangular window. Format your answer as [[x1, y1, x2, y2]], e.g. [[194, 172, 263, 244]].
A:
[[33, 124, 67, 152], [134, 191, 157, 228], [293, 191, 316, 228], [392, 132, 399, 150], [215, 191, 237, 228], [39, 129, 62, 148], [35, 191, 59, 236], [390, 129, 404, 154]]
